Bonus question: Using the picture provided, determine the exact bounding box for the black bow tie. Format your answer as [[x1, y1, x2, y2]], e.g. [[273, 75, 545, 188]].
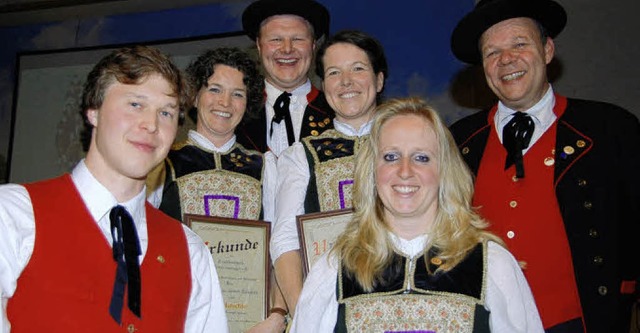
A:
[[109, 205, 142, 324], [503, 112, 535, 179], [270, 91, 295, 146]]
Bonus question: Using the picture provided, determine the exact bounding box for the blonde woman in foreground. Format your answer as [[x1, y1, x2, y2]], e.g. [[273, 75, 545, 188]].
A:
[[291, 97, 543, 333]]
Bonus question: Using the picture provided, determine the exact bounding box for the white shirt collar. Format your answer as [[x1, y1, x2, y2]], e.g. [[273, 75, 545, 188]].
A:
[[333, 118, 373, 137], [388, 232, 428, 258], [496, 85, 557, 145], [497, 85, 555, 127], [188, 130, 236, 153], [265, 79, 312, 104], [264, 80, 313, 156], [71, 160, 147, 231]]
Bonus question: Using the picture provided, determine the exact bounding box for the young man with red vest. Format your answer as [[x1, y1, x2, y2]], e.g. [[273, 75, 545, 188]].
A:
[[449, 0, 639, 332], [0, 46, 228, 332]]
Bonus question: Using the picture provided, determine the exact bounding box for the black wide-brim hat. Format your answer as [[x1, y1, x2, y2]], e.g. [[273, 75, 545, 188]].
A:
[[451, 0, 567, 64], [242, 0, 330, 41]]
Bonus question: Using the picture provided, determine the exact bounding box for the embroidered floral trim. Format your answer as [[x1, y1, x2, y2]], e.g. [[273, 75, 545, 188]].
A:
[[315, 157, 355, 211], [343, 294, 478, 333], [176, 169, 262, 220], [303, 131, 369, 211]]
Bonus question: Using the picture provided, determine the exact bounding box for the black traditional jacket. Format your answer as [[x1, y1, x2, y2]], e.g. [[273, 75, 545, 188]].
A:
[[450, 95, 640, 332]]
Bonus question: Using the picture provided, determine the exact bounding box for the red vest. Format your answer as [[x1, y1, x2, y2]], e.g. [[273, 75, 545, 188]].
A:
[[8, 175, 192, 332], [473, 100, 584, 329]]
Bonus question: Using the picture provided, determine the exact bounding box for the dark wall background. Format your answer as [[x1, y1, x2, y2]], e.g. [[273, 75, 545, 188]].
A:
[[0, 0, 638, 183]]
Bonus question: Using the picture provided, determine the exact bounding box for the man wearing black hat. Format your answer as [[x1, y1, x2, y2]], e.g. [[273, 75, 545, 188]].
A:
[[236, 0, 335, 329], [236, 0, 335, 157], [449, 0, 639, 332]]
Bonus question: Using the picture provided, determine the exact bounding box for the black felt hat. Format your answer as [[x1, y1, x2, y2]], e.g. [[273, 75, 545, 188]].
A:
[[451, 0, 567, 64], [242, 0, 330, 41]]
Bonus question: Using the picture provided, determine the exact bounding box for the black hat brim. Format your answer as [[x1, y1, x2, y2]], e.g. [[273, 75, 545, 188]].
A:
[[451, 0, 566, 64], [242, 0, 330, 41]]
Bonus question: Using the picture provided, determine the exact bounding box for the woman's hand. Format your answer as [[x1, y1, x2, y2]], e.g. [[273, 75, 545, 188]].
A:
[[245, 313, 287, 333]]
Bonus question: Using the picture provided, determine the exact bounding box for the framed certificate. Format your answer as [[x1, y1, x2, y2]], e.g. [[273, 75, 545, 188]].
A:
[[184, 214, 270, 333], [297, 209, 353, 276]]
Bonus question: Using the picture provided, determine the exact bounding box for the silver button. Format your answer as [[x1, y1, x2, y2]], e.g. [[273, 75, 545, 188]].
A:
[[588, 229, 599, 238], [598, 286, 608, 296], [584, 201, 593, 209], [509, 200, 517, 208], [507, 231, 515, 239]]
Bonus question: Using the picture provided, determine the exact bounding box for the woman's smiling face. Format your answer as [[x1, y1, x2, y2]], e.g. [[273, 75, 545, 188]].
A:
[[196, 64, 247, 146], [376, 114, 440, 232]]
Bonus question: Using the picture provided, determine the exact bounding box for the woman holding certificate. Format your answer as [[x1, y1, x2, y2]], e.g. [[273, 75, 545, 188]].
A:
[[270, 30, 388, 317], [291, 98, 544, 332], [146, 47, 286, 332]]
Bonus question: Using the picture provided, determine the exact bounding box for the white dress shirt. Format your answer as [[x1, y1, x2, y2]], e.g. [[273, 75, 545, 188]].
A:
[[495, 85, 557, 155], [291, 235, 544, 333], [270, 119, 372, 262], [147, 130, 277, 224], [0, 160, 229, 333], [265, 80, 313, 157]]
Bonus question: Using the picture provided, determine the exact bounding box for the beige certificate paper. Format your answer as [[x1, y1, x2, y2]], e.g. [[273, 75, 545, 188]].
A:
[[297, 209, 353, 276], [185, 214, 270, 332]]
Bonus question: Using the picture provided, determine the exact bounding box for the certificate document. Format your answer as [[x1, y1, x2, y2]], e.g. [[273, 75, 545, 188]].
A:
[[296, 209, 353, 276], [185, 214, 270, 332]]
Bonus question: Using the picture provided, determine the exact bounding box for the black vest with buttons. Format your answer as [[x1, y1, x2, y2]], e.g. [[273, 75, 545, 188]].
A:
[[160, 142, 264, 221], [302, 130, 367, 213], [334, 243, 490, 333]]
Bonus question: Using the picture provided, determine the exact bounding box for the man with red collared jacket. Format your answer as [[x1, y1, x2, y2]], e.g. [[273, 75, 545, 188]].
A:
[[449, 0, 640, 332]]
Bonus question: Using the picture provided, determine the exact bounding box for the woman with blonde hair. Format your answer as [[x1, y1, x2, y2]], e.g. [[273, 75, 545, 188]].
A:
[[291, 97, 543, 332]]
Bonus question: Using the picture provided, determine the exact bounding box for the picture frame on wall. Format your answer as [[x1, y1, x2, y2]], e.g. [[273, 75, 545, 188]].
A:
[[8, 31, 253, 184]]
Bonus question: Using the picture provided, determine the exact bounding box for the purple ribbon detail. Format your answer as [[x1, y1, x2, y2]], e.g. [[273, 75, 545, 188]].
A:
[[203, 195, 240, 219], [338, 179, 354, 209]]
